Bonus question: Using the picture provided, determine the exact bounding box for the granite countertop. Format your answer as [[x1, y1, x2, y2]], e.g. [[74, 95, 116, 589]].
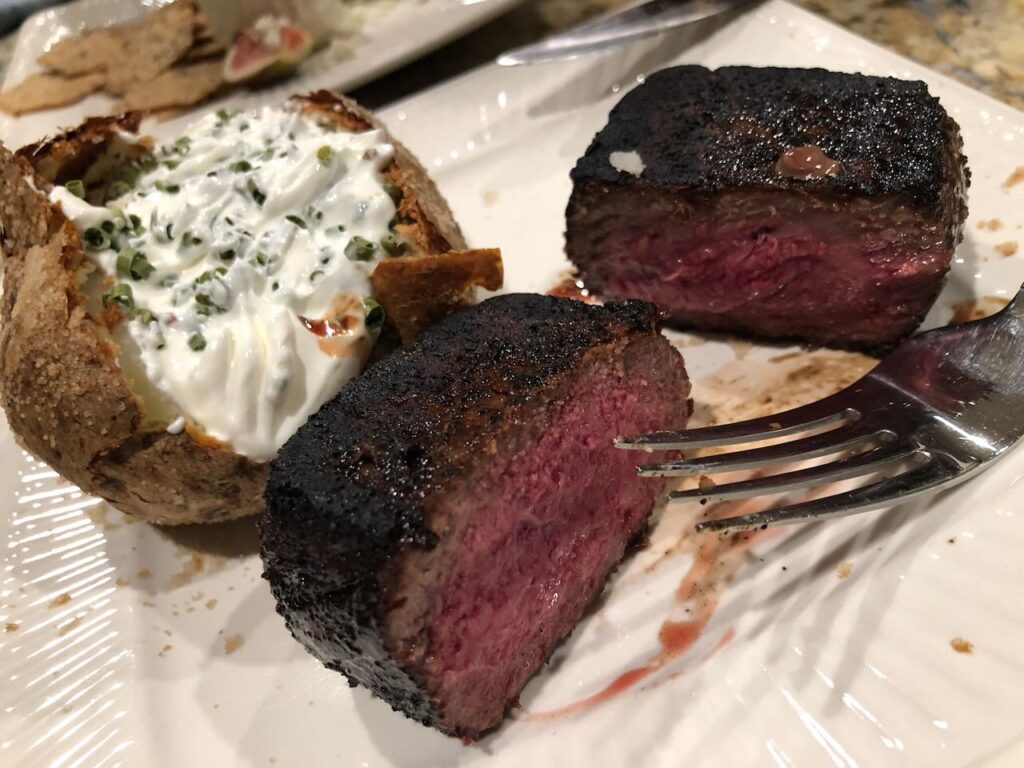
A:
[[1, 0, 1022, 110], [351, 0, 1024, 110]]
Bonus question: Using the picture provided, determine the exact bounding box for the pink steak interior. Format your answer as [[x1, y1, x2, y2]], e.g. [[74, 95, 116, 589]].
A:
[[572, 189, 953, 347], [421, 339, 687, 734]]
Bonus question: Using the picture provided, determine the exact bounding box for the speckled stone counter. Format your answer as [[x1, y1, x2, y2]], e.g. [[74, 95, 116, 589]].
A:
[[350, 0, 1024, 110]]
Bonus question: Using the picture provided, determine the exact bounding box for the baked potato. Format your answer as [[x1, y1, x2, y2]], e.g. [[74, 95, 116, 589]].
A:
[[0, 92, 502, 525]]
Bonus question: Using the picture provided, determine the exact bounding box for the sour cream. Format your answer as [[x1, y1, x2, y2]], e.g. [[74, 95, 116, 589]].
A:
[[51, 105, 400, 460]]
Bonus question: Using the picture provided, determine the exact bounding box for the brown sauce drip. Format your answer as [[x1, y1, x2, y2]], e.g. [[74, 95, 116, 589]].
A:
[[547, 274, 601, 304], [775, 145, 841, 180]]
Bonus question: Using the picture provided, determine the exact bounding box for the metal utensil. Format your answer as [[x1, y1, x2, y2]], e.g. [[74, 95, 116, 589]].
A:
[[617, 285, 1024, 534], [496, 0, 757, 66]]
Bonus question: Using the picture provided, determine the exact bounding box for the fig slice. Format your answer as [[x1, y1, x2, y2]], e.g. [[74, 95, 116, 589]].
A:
[[223, 16, 314, 85]]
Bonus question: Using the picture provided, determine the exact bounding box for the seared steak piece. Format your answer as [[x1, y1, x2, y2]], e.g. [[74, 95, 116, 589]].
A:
[[261, 294, 690, 738], [566, 66, 969, 349]]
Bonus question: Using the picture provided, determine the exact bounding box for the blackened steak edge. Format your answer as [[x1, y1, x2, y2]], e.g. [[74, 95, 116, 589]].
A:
[[571, 65, 968, 207]]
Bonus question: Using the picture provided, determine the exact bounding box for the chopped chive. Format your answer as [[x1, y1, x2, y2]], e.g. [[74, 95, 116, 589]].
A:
[[247, 178, 266, 206], [107, 180, 131, 200], [173, 137, 191, 155], [345, 236, 376, 262], [195, 293, 213, 307], [129, 213, 143, 233], [285, 214, 307, 230], [196, 270, 214, 284], [136, 308, 156, 325], [164, 160, 181, 170], [83, 227, 108, 250], [101, 220, 116, 234], [232, 160, 252, 173], [181, 231, 202, 248], [310, 270, 324, 282], [102, 283, 134, 311], [215, 266, 228, 277], [271, 281, 280, 291], [317, 145, 334, 164], [326, 224, 345, 236], [116, 250, 132, 276], [381, 234, 406, 257], [188, 333, 206, 352], [155, 180, 181, 194], [216, 108, 235, 124], [118, 164, 140, 184], [218, 249, 236, 262], [65, 180, 85, 198], [255, 252, 268, 267], [129, 252, 154, 280], [363, 297, 385, 331]]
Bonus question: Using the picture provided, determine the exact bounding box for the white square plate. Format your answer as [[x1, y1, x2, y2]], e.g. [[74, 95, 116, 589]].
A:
[[0, 0, 524, 149], [3, 2, 1024, 766]]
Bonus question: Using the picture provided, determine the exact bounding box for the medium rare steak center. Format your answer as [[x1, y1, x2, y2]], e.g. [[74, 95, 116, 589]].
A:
[[260, 294, 691, 738], [566, 65, 969, 349]]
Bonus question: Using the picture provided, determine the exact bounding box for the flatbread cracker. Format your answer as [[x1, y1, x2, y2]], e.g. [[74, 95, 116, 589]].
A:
[[0, 72, 104, 115], [37, 28, 122, 76], [116, 60, 224, 112], [103, 0, 200, 96]]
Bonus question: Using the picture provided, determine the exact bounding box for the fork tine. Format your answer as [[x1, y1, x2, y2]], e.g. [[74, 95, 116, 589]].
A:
[[616, 406, 858, 451], [638, 428, 894, 477], [667, 443, 924, 503], [694, 453, 964, 534]]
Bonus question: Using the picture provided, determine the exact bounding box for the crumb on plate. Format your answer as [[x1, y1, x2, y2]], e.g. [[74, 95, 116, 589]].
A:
[[951, 636, 973, 653]]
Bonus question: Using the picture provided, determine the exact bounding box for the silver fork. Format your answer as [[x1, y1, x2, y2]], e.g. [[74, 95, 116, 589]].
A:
[[616, 285, 1024, 534]]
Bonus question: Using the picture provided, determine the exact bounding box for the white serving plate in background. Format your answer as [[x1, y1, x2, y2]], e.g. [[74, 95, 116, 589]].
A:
[[0, 0, 524, 149], [3, 1, 1024, 766]]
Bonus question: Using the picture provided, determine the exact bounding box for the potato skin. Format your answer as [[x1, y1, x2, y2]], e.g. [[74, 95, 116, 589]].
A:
[[0, 93, 471, 525]]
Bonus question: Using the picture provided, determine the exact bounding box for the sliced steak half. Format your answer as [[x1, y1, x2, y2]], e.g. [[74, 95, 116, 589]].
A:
[[566, 65, 969, 349], [261, 293, 690, 739]]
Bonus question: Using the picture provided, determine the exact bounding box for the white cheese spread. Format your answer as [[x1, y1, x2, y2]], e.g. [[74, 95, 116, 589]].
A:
[[609, 150, 645, 177], [51, 105, 401, 460]]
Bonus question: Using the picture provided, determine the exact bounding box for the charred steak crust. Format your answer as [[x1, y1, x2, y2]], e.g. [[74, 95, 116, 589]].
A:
[[570, 65, 968, 207], [261, 294, 687, 736], [566, 66, 969, 349]]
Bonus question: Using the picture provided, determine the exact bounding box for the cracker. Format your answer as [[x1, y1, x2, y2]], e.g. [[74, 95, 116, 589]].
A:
[[37, 28, 122, 76], [0, 72, 104, 115], [116, 60, 223, 112], [103, 0, 200, 96]]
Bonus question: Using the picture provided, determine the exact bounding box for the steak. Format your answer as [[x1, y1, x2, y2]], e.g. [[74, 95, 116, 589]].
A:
[[260, 293, 690, 738], [566, 66, 969, 349]]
